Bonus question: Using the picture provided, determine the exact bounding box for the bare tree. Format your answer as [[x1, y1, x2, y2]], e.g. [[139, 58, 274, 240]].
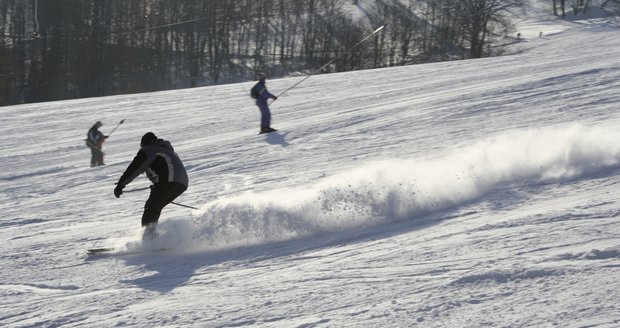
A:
[[456, 0, 524, 58], [570, 0, 592, 15], [0, 0, 537, 105]]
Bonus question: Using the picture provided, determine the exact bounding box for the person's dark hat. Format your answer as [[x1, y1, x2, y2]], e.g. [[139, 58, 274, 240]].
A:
[[95, 121, 102, 127], [140, 132, 157, 147], [257, 73, 266, 80]]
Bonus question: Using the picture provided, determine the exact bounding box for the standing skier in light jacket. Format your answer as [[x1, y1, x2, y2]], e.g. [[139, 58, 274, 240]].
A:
[[113, 132, 188, 240], [251, 73, 278, 134], [86, 121, 107, 167]]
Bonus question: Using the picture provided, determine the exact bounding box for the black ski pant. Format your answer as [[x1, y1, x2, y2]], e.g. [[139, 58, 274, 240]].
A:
[[90, 146, 104, 167], [141, 182, 187, 227]]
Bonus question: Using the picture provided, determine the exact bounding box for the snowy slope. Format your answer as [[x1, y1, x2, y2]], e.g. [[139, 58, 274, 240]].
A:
[[2, 6, 620, 328]]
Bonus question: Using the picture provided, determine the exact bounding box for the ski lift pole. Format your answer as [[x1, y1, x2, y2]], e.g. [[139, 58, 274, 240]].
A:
[[275, 24, 386, 99], [107, 119, 125, 137]]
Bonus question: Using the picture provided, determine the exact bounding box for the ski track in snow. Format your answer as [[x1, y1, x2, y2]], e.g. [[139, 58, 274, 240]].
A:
[[2, 2, 620, 327]]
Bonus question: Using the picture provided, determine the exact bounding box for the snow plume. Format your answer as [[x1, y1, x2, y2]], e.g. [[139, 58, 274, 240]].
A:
[[191, 123, 620, 249], [104, 218, 197, 253]]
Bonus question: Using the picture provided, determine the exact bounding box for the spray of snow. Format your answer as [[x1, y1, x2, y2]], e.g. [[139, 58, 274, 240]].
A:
[[147, 123, 620, 251]]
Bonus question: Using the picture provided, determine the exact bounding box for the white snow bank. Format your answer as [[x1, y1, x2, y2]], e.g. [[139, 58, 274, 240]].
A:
[[181, 123, 620, 250]]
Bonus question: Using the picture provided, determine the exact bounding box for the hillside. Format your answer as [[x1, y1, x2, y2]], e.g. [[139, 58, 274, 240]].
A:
[[1, 6, 620, 328]]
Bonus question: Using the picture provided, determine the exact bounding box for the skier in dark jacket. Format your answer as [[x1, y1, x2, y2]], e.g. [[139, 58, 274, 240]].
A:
[[251, 73, 278, 134], [113, 132, 189, 240], [86, 121, 107, 167]]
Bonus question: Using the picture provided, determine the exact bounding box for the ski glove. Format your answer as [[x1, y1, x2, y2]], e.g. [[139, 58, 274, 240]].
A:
[[114, 184, 124, 198]]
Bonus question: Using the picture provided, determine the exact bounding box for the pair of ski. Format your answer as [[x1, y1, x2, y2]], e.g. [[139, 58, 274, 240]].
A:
[[86, 247, 170, 256], [259, 127, 278, 134], [86, 248, 118, 255]]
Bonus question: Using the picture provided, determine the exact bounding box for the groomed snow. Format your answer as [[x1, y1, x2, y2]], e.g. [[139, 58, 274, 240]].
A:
[[2, 4, 620, 328]]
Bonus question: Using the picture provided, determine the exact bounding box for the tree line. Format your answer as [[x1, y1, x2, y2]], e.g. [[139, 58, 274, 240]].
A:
[[0, 0, 616, 106], [552, 0, 620, 17]]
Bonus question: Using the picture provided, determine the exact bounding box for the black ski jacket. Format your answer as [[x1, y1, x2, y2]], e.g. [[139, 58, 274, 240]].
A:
[[86, 125, 105, 148], [117, 139, 188, 188]]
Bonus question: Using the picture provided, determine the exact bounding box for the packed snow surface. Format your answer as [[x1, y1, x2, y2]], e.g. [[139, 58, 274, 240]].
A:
[[2, 4, 620, 328]]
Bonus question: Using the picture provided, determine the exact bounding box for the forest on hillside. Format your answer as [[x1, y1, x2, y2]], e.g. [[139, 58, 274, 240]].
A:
[[1, 0, 617, 106]]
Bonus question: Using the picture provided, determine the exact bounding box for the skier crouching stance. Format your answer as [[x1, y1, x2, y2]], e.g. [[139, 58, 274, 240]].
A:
[[113, 132, 188, 240]]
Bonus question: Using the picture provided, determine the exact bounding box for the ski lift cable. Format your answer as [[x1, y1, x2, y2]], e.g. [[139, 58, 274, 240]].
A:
[[34, 0, 40, 36], [111, 16, 211, 36]]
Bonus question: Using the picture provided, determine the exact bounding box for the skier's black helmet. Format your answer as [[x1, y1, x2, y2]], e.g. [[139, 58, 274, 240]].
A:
[[141, 132, 157, 147]]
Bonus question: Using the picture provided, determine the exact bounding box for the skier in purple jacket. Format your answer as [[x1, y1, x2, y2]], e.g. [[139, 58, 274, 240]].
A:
[[251, 73, 278, 134]]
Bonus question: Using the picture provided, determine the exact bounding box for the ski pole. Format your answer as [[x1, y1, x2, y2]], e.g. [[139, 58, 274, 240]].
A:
[[275, 24, 386, 99], [123, 186, 151, 193], [170, 202, 199, 210], [107, 119, 125, 137], [123, 187, 199, 209]]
